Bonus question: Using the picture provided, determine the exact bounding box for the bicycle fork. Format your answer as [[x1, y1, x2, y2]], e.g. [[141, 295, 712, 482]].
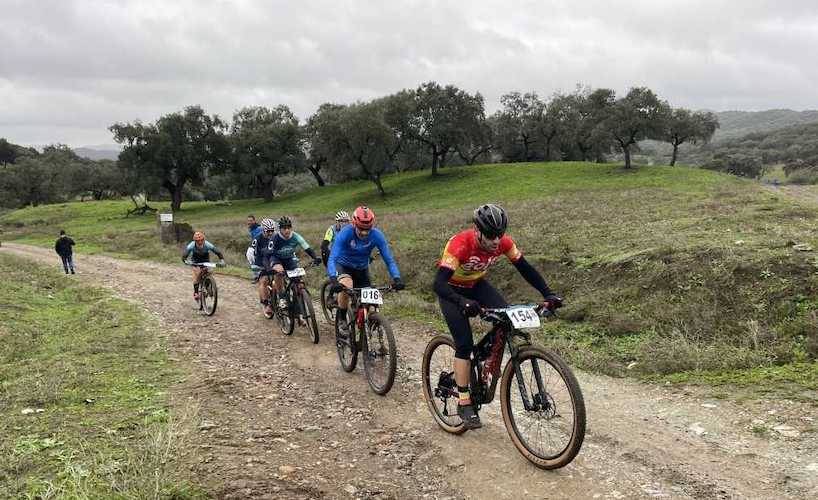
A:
[[512, 353, 552, 414]]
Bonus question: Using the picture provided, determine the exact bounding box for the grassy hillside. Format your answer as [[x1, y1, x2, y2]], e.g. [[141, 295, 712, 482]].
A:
[[2, 162, 817, 391]]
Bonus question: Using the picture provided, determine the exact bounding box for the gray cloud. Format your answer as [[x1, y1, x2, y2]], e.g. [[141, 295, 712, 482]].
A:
[[1, 0, 816, 145]]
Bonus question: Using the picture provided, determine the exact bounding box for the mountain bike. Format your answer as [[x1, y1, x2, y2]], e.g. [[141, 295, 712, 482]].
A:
[[186, 261, 219, 316], [422, 303, 586, 469], [269, 263, 320, 343], [334, 285, 398, 395]]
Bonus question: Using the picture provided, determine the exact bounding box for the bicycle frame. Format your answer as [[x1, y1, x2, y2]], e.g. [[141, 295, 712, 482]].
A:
[[340, 286, 391, 344], [468, 306, 553, 413]]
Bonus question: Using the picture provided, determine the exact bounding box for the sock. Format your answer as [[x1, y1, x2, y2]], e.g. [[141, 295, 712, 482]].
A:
[[457, 385, 471, 405]]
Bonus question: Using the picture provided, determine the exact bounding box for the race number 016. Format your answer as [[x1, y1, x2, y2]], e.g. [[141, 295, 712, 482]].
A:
[[360, 288, 383, 305]]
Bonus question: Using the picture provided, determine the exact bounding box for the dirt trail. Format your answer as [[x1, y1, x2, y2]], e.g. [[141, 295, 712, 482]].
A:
[[3, 242, 817, 499]]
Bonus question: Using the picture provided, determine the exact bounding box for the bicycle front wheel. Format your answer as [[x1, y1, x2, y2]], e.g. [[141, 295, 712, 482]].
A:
[[300, 288, 319, 344], [276, 289, 295, 336], [500, 346, 585, 469], [362, 313, 396, 395], [201, 276, 218, 316]]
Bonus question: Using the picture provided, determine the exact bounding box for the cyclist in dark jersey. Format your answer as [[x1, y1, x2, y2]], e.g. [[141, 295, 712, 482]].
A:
[[181, 231, 225, 301], [261, 216, 321, 310], [252, 218, 278, 317], [433, 204, 562, 430]]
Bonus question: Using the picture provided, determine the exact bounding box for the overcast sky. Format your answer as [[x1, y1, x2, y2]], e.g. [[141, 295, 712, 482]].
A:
[[2, 0, 817, 146]]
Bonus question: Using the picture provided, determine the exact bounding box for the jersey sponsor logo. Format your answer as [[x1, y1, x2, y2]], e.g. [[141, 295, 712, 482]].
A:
[[461, 255, 499, 272], [267, 241, 275, 251]]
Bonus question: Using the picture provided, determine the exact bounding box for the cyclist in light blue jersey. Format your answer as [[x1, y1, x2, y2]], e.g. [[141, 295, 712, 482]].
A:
[[181, 231, 225, 301]]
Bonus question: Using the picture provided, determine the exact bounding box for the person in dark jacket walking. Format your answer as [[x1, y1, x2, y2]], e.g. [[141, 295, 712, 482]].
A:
[[55, 230, 76, 274]]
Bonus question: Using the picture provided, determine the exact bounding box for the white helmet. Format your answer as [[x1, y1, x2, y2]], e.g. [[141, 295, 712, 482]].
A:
[[335, 210, 350, 222], [260, 218, 276, 231]]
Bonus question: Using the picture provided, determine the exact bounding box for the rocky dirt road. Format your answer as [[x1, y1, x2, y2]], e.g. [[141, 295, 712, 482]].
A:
[[3, 242, 816, 499]]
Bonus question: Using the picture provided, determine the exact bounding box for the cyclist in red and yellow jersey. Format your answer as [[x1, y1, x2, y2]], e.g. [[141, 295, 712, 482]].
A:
[[433, 204, 563, 430]]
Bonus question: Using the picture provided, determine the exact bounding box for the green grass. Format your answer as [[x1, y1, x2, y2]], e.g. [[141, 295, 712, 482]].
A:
[[0, 254, 205, 499], [3, 161, 818, 393]]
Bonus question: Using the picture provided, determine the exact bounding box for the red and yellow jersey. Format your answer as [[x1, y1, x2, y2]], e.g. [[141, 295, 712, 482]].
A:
[[438, 229, 522, 287]]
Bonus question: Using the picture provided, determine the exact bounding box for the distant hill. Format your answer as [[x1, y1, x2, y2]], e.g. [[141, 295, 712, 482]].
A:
[[639, 109, 818, 166], [72, 145, 121, 161], [714, 109, 818, 141]]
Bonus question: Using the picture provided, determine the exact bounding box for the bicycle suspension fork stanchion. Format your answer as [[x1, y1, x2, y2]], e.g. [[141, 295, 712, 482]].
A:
[[510, 336, 536, 412]]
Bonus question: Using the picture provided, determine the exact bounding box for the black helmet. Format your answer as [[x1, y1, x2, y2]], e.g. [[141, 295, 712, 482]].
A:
[[278, 216, 292, 228], [473, 204, 507, 239]]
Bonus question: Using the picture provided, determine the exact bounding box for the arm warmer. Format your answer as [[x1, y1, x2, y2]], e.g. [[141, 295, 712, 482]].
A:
[[433, 267, 464, 305], [305, 247, 318, 260], [320, 240, 330, 266], [512, 256, 552, 299]]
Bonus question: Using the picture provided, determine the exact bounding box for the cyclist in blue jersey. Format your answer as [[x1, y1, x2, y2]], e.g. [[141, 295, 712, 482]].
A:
[[260, 216, 322, 310], [327, 206, 404, 336], [245, 214, 264, 267], [252, 218, 278, 317], [181, 231, 225, 301]]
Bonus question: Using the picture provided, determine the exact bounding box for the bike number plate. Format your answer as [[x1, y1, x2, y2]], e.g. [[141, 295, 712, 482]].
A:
[[360, 288, 383, 305], [507, 306, 540, 329], [286, 267, 306, 278]]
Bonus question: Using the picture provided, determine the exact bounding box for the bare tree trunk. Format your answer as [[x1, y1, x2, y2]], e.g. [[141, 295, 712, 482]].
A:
[[307, 164, 326, 186], [372, 175, 385, 196], [431, 146, 440, 176], [623, 145, 632, 169], [164, 180, 184, 212], [171, 186, 183, 211], [670, 142, 679, 166]]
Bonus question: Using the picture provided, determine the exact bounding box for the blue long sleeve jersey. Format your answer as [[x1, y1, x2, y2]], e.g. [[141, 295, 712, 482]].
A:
[[248, 224, 263, 241], [254, 232, 312, 268], [327, 225, 400, 279]]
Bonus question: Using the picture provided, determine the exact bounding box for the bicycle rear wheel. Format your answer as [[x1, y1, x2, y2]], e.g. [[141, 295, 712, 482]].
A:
[[335, 308, 357, 372], [201, 276, 218, 316], [362, 313, 396, 395], [421, 335, 466, 434], [320, 279, 336, 323], [500, 346, 585, 469], [300, 288, 320, 344]]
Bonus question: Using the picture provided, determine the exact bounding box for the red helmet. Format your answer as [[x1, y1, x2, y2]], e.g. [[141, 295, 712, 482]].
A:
[[352, 206, 375, 229]]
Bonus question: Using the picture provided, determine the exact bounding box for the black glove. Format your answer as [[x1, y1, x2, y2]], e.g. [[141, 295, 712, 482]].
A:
[[392, 277, 405, 291], [329, 275, 343, 293], [543, 294, 564, 310], [460, 298, 481, 317]]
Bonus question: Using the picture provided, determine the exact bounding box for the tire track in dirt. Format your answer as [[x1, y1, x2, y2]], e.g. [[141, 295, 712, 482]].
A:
[[3, 243, 816, 499]]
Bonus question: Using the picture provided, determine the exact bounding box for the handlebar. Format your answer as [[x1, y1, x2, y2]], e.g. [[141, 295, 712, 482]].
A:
[[184, 261, 221, 268], [480, 303, 557, 322], [258, 260, 320, 278], [339, 285, 395, 296]]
